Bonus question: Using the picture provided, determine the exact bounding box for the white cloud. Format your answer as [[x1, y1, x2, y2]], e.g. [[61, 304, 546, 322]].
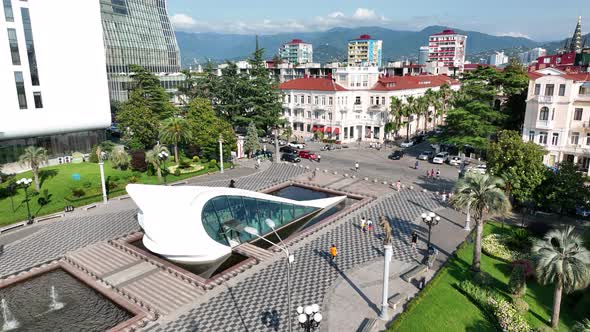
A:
[[497, 32, 531, 39], [170, 8, 390, 34]]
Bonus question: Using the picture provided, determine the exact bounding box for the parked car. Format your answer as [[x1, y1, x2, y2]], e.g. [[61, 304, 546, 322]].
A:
[[388, 150, 404, 160], [417, 151, 433, 160], [400, 140, 415, 148], [298, 150, 317, 160], [289, 141, 305, 149], [448, 156, 462, 166], [279, 146, 298, 154], [432, 152, 449, 164], [281, 153, 301, 163], [468, 164, 487, 174], [270, 138, 287, 146]]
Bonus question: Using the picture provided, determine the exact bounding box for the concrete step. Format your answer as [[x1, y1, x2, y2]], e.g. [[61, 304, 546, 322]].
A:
[[234, 243, 274, 261]]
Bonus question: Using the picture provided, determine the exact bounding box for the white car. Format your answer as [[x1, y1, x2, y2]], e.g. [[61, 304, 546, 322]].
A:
[[400, 140, 414, 148], [448, 156, 462, 166], [288, 141, 305, 149], [468, 164, 487, 174], [432, 152, 449, 164], [417, 151, 433, 160]]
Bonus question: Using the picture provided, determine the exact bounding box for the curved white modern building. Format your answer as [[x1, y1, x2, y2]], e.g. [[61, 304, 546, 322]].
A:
[[126, 184, 346, 265]]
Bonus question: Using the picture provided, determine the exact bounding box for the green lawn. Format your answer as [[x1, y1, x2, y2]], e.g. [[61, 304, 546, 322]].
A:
[[0, 161, 226, 226], [390, 222, 580, 332]]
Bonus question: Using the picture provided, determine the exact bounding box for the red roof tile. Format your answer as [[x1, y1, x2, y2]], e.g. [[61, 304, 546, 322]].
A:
[[431, 29, 457, 36], [527, 71, 590, 82], [280, 78, 348, 91], [371, 75, 459, 91]]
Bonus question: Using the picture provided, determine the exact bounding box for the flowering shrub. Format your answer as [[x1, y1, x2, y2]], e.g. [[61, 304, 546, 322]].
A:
[[488, 297, 531, 332], [482, 234, 529, 261], [512, 260, 535, 279]]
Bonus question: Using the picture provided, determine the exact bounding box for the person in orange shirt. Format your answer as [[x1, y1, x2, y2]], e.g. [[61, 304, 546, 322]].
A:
[[329, 244, 338, 262]]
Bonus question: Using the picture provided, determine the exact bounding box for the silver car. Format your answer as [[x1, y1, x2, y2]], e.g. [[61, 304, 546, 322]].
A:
[[417, 151, 433, 160], [432, 152, 449, 164]]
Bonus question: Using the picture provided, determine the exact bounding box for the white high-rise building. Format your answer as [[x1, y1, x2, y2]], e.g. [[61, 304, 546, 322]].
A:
[[418, 46, 429, 65], [278, 39, 313, 64], [489, 52, 509, 66], [428, 29, 467, 72], [0, 0, 111, 163]]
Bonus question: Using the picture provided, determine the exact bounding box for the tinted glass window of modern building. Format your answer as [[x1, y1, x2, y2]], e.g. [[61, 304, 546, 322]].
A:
[[20, 7, 40, 86], [33, 91, 43, 108], [2, 0, 13, 21], [7, 28, 20, 65], [14, 71, 27, 109]]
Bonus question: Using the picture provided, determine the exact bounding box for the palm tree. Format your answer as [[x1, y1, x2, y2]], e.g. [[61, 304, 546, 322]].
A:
[[18, 146, 48, 191], [386, 96, 404, 139], [145, 143, 170, 183], [425, 89, 441, 130], [532, 226, 590, 328], [450, 173, 511, 271], [403, 96, 417, 142], [415, 95, 429, 135], [159, 117, 191, 163], [437, 83, 453, 126]]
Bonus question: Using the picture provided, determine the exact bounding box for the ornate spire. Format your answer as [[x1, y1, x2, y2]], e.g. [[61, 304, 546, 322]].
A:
[[570, 16, 583, 52]]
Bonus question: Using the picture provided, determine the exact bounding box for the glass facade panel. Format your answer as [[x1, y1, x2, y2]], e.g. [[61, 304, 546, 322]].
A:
[[33, 91, 42, 108], [202, 196, 319, 246], [7, 28, 20, 65], [3, 0, 13, 22], [14, 71, 27, 109], [21, 8, 40, 85]]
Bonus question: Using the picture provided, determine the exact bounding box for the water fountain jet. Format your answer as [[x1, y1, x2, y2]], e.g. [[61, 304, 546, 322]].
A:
[[1, 298, 20, 331]]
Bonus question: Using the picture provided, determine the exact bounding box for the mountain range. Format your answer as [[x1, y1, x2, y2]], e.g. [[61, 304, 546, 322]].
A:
[[175, 25, 588, 66]]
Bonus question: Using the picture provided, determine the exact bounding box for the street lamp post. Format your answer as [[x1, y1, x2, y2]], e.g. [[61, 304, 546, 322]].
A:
[[242, 223, 294, 332], [219, 134, 224, 174], [421, 211, 441, 250], [275, 126, 280, 163], [296, 304, 322, 332], [158, 151, 169, 185], [16, 178, 33, 224], [97, 147, 107, 204]]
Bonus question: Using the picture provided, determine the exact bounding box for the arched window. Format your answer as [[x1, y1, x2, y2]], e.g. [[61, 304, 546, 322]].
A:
[[539, 107, 549, 121]]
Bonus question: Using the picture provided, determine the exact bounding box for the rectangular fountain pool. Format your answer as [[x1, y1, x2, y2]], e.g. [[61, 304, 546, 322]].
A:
[[0, 269, 132, 331]]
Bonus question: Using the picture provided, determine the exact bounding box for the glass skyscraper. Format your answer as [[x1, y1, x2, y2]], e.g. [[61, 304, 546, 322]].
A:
[[100, 0, 181, 101]]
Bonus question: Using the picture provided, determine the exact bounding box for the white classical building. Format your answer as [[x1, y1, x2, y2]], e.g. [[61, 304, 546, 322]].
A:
[[522, 68, 590, 173], [280, 67, 460, 143], [0, 0, 111, 163]]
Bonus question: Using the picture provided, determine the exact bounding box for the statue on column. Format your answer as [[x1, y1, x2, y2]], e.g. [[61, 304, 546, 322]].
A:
[[380, 215, 392, 245]]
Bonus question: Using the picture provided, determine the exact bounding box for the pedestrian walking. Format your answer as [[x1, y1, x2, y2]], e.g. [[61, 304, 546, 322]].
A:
[[229, 179, 236, 188], [411, 231, 418, 250], [360, 217, 367, 233], [441, 191, 447, 202], [396, 179, 401, 192], [436, 169, 441, 180], [431, 169, 435, 179], [367, 218, 374, 232], [329, 244, 338, 262], [415, 160, 419, 169], [355, 161, 359, 172], [317, 154, 321, 163]]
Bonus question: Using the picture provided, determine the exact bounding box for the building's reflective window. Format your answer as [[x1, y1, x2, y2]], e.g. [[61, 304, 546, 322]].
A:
[[33, 91, 42, 108], [21, 8, 40, 86], [3, 0, 13, 22], [14, 71, 27, 109], [7, 28, 20, 65]]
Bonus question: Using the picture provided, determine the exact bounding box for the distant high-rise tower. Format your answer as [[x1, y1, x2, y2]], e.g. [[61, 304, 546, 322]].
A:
[[100, 0, 181, 101], [347, 34, 382, 67], [569, 16, 583, 53], [428, 29, 467, 71], [278, 39, 313, 64]]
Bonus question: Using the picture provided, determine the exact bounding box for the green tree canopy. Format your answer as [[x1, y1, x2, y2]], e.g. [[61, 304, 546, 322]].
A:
[[18, 146, 48, 191], [116, 91, 160, 151], [487, 130, 546, 205], [244, 122, 260, 155], [159, 117, 192, 163], [186, 98, 236, 161], [533, 162, 590, 214], [128, 64, 175, 119]]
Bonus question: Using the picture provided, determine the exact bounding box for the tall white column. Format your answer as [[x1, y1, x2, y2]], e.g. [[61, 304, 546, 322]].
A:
[[465, 201, 471, 231], [98, 161, 107, 204], [380, 244, 393, 320]]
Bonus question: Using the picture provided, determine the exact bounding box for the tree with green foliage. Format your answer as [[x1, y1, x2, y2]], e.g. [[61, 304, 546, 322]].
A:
[[508, 264, 527, 297], [18, 146, 48, 192], [281, 126, 293, 142], [424, 88, 441, 129], [533, 162, 590, 215], [241, 37, 284, 133], [185, 98, 236, 161], [500, 58, 530, 131], [244, 122, 260, 156], [128, 64, 175, 119], [532, 226, 590, 328], [386, 96, 404, 139], [451, 173, 511, 271], [145, 143, 170, 183], [402, 96, 417, 142], [487, 130, 546, 205], [213, 61, 246, 125], [116, 92, 160, 150], [109, 147, 130, 170], [414, 95, 430, 134], [159, 117, 191, 163], [437, 83, 454, 123]]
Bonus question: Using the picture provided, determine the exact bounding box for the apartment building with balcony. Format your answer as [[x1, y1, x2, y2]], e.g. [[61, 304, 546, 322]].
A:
[[428, 29, 467, 72], [347, 34, 382, 67], [279, 69, 459, 144], [522, 68, 590, 174], [278, 39, 313, 64]]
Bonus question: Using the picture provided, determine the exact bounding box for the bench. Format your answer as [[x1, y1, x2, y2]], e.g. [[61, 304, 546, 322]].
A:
[[388, 292, 406, 310], [401, 264, 428, 282], [358, 318, 378, 332]]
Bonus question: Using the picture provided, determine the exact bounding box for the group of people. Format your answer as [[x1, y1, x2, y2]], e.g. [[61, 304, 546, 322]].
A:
[[359, 216, 374, 233], [426, 169, 441, 180], [440, 190, 452, 202]]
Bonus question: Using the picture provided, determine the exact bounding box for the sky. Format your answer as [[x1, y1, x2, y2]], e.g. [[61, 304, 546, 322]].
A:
[[167, 0, 589, 41]]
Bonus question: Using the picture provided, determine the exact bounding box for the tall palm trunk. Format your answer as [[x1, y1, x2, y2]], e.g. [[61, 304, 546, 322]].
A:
[[423, 113, 428, 134], [551, 277, 563, 328], [156, 166, 162, 183], [173, 144, 179, 163], [406, 122, 410, 142], [472, 218, 483, 271], [33, 167, 40, 191]]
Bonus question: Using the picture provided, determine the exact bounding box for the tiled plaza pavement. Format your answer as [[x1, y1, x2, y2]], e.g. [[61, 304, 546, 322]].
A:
[[0, 164, 306, 279], [144, 189, 446, 332]]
